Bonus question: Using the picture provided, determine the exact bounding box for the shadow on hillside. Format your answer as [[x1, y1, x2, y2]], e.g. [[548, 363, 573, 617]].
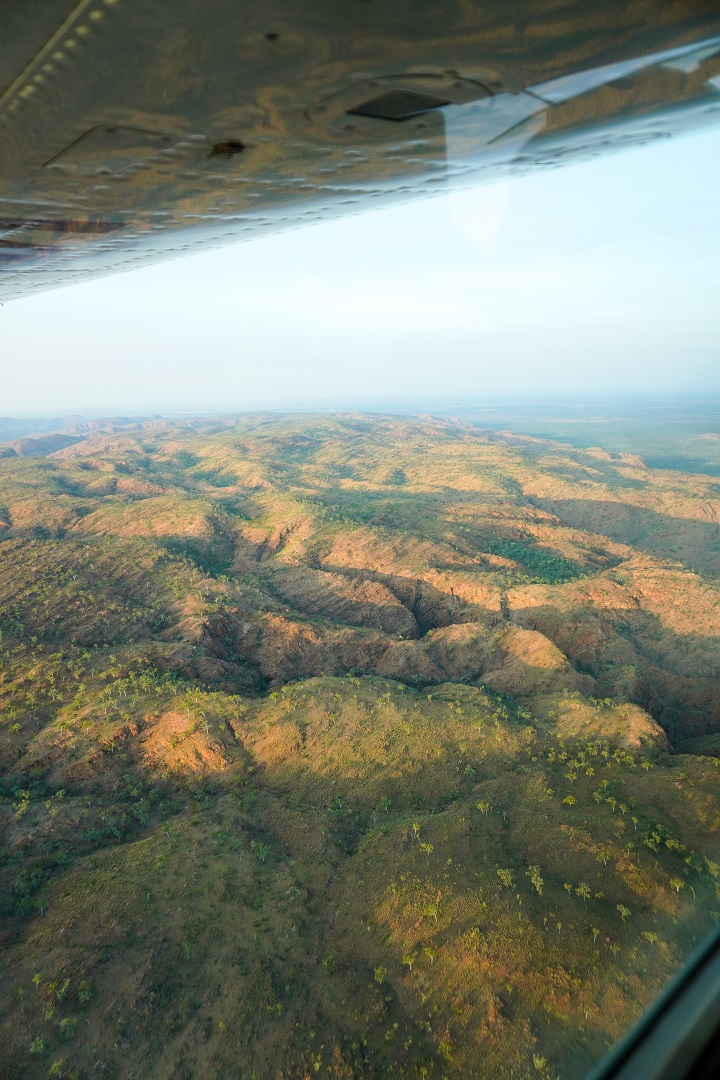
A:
[[320, 562, 469, 634], [537, 498, 720, 576], [313, 484, 592, 584], [512, 603, 720, 748]]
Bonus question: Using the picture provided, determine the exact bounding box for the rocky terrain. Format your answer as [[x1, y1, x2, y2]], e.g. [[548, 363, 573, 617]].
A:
[[1, 413, 719, 1079]]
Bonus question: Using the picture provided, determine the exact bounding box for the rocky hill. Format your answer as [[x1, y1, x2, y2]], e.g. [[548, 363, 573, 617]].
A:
[[1, 414, 719, 1079]]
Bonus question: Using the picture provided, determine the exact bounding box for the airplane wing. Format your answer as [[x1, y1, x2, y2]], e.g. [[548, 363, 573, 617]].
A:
[[1, 0, 720, 302]]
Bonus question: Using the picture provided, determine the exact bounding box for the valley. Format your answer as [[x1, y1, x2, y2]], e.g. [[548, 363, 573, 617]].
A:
[[1, 413, 719, 1079]]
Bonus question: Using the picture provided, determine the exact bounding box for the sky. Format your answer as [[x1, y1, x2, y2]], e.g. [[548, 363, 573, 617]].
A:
[[2, 122, 719, 415]]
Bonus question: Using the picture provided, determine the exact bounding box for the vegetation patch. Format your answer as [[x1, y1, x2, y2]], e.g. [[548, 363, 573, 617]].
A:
[[0, 413, 719, 1078]]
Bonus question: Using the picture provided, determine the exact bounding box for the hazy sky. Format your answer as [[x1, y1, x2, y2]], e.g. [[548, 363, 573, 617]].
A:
[[2, 123, 719, 414]]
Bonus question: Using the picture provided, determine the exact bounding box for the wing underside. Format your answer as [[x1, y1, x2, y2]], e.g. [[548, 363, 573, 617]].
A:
[[1, 0, 720, 301]]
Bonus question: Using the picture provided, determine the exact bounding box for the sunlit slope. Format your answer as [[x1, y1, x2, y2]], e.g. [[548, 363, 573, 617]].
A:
[[2, 413, 718, 742], [1, 414, 720, 1078], [1, 677, 719, 1080]]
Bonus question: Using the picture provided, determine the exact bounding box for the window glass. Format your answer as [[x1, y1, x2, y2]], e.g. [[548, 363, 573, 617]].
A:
[[1, 80, 719, 1080]]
